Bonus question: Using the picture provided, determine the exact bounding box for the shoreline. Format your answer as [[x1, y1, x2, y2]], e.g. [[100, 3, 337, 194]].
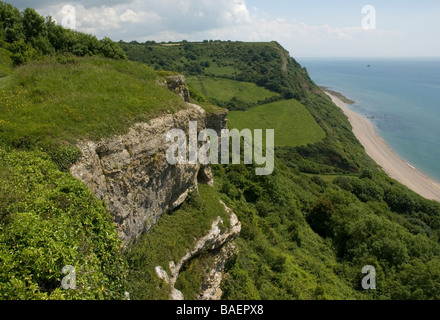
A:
[[325, 91, 440, 202], [319, 86, 356, 105]]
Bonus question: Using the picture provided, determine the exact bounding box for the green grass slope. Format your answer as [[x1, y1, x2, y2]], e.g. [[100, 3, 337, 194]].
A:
[[228, 99, 326, 147], [0, 56, 186, 170], [188, 76, 278, 104], [119, 40, 315, 101]]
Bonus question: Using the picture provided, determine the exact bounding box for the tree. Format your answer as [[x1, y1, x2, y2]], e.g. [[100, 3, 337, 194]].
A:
[[22, 8, 46, 43], [307, 198, 335, 238], [7, 38, 39, 65], [385, 187, 416, 214], [99, 37, 127, 60], [0, 2, 24, 43]]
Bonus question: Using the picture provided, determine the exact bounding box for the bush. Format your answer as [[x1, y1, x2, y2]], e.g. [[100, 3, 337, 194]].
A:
[[99, 37, 127, 60], [0, 149, 127, 300], [307, 197, 335, 238], [1, 3, 127, 65], [385, 187, 416, 214], [334, 177, 384, 202]]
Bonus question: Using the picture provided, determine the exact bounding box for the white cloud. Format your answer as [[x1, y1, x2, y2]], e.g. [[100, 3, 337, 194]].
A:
[[29, 0, 401, 56], [37, 0, 253, 39], [120, 9, 139, 23], [224, 0, 251, 24], [13, 0, 129, 10]]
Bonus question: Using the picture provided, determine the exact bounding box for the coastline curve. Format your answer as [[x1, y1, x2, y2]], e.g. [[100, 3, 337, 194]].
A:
[[326, 91, 440, 202]]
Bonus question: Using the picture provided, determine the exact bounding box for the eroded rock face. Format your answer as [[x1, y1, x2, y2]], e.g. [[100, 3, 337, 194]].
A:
[[165, 75, 191, 103], [155, 203, 241, 300], [197, 242, 237, 300], [70, 103, 222, 245], [71, 76, 238, 300]]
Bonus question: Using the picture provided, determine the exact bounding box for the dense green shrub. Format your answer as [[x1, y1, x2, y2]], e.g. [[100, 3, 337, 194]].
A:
[[307, 197, 335, 238], [0, 1, 127, 65], [0, 149, 127, 299]]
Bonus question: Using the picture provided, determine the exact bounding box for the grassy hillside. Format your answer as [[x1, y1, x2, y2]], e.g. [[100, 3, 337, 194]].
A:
[[187, 76, 279, 106], [119, 40, 315, 101], [0, 56, 186, 170], [123, 40, 440, 300], [228, 99, 326, 147]]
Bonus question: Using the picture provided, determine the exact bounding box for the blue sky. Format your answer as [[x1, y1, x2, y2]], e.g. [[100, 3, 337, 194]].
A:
[[11, 0, 440, 58]]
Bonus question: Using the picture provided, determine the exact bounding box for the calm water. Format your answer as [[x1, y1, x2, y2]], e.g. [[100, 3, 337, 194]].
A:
[[298, 58, 440, 182]]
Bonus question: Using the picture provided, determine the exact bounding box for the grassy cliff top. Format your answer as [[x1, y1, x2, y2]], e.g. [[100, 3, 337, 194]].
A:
[[0, 56, 191, 167]]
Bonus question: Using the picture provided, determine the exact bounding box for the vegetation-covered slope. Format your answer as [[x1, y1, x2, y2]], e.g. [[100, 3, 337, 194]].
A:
[[0, 148, 127, 299], [1, 0, 440, 300], [125, 184, 234, 300], [0, 57, 186, 170], [122, 40, 440, 300], [119, 40, 314, 101]]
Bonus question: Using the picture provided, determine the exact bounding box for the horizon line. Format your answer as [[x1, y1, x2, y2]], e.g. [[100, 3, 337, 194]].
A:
[[296, 56, 440, 60]]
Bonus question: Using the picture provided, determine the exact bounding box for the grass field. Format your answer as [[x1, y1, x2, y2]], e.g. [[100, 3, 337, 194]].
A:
[[228, 99, 326, 147], [187, 76, 278, 104]]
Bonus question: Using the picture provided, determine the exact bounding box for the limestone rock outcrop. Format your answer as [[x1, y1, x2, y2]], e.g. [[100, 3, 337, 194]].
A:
[[165, 75, 191, 103], [70, 74, 238, 300], [70, 103, 225, 245]]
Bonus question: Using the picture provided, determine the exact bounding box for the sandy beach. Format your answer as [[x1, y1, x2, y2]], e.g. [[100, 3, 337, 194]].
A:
[[326, 92, 440, 202]]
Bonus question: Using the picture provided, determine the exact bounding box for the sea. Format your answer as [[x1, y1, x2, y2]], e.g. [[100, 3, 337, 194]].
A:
[[297, 58, 440, 182]]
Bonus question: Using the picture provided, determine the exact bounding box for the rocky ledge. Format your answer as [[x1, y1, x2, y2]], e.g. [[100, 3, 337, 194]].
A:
[[70, 103, 225, 245]]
